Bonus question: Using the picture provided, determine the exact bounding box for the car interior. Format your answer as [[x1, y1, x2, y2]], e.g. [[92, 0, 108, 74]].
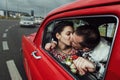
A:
[[42, 15, 118, 80]]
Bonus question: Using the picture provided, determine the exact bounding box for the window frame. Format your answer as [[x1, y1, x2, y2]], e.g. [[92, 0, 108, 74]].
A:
[[42, 14, 119, 80]]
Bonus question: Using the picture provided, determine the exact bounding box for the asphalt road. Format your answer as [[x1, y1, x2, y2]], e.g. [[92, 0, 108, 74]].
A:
[[0, 19, 39, 80]]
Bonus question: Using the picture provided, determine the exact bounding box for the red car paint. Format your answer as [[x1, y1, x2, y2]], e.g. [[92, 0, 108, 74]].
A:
[[22, 0, 120, 80]]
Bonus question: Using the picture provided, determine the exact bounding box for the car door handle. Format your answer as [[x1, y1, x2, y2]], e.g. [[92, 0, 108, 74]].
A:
[[31, 51, 42, 59]]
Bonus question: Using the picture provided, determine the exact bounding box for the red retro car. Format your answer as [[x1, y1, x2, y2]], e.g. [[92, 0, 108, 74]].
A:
[[22, 0, 120, 80]]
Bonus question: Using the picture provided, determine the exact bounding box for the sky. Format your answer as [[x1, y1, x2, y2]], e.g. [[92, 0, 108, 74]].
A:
[[0, 0, 75, 17]]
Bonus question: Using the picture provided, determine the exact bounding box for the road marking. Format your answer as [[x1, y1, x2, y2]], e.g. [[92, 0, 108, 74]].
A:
[[3, 33, 7, 38], [5, 29, 9, 32], [2, 41, 9, 50], [6, 60, 22, 80]]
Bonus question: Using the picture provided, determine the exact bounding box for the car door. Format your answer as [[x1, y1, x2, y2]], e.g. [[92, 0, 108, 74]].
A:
[[22, 36, 43, 80], [22, 31, 74, 80]]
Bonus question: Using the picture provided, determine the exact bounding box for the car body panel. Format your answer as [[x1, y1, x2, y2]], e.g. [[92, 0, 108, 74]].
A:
[[22, 0, 120, 80], [47, 0, 120, 17], [27, 33, 37, 42], [22, 35, 74, 80], [22, 36, 44, 80]]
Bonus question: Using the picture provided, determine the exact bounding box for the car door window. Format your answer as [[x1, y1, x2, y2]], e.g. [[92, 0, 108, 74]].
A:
[[42, 15, 118, 80], [42, 22, 55, 47]]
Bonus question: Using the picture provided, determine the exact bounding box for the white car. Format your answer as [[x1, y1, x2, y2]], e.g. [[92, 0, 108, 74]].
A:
[[34, 17, 43, 25], [19, 16, 35, 27]]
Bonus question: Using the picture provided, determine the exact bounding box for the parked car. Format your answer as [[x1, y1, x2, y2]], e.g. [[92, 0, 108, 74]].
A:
[[21, 0, 120, 80], [19, 16, 35, 27], [34, 17, 43, 25]]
